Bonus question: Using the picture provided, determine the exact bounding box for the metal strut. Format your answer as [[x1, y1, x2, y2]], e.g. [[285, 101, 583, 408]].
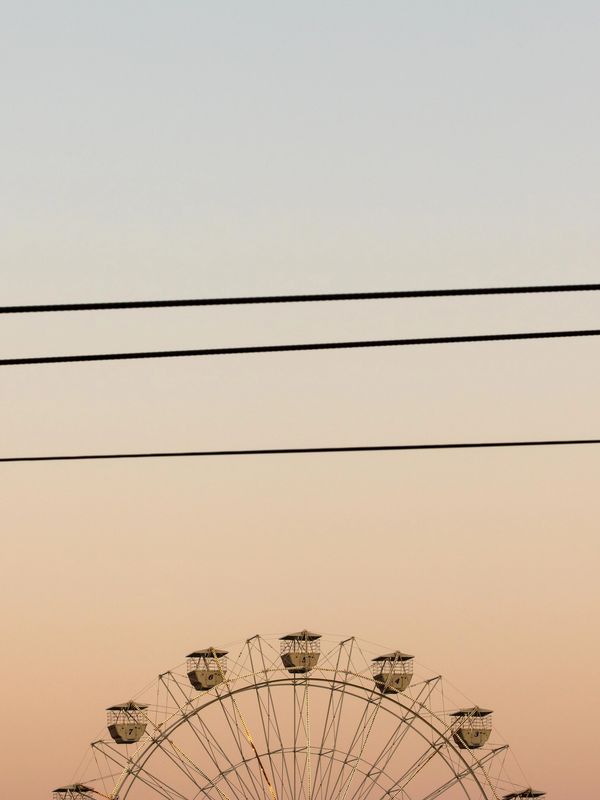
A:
[[213, 648, 278, 800]]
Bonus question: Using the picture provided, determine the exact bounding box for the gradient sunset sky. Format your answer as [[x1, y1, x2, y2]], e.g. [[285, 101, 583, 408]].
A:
[[2, 3, 599, 798]]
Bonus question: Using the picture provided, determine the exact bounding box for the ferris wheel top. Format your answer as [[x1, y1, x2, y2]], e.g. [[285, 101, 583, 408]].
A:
[[279, 628, 322, 640], [186, 646, 229, 657], [372, 650, 414, 661], [105, 701, 148, 712], [450, 707, 493, 717], [52, 630, 544, 800]]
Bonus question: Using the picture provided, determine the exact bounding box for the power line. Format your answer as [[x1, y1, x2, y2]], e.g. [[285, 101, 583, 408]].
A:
[[2, 282, 600, 314], [2, 439, 599, 463], [2, 328, 600, 367]]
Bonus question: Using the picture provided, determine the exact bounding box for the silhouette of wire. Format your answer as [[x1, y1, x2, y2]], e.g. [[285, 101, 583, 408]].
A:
[[2, 282, 600, 314], [2, 439, 600, 463], [2, 328, 599, 367]]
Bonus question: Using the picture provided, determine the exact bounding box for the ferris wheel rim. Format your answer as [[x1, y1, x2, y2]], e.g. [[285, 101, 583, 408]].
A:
[[60, 632, 527, 800], [108, 668, 495, 800]]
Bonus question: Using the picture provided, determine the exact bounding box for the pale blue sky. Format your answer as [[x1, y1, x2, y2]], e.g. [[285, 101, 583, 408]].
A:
[[3, 1, 600, 301]]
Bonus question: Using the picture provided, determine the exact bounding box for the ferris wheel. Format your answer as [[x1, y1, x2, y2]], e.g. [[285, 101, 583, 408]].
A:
[[52, 631, 544, 800]]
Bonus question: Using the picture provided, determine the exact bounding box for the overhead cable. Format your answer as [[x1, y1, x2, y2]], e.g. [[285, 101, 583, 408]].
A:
[[2, 439, 600, 463], [2, 328, 600, 367], [2, 282, 600, 314]]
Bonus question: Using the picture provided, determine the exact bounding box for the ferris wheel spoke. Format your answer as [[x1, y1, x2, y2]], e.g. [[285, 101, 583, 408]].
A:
[[316, 644, 364, 800], [137, 700, 236, 800], [159, 675, 253, 800], [246, 637, 293, 800], [90, 757, 109, 798], [292, 677, 311, 800], [291, 678, 305, 800], [90, 739, 133, 795], [316, 686, 351, 800], [348, 678, 441, 800], [154, 671, 193, 727], [190, 711, 258, 800], [210, 648, 278, 800], [323, 677, 383, 800], [371, 710, 491, 800], [215, 746, 293, 793], [382, 708, 495, 800], [216, 746, 399, 800], [160, 670, 192, 708], [154, 736, 222, 799], [91, 738, 120, 799], [316, 746, 404, 800], [92, 740, 190, 800], [292, 673, 313, 800], [256, 639, 297, 800], [377, 723, 458, 800], [219, 661, 279, 800], [420, 746, 509, 800], [214, 685, 271, 800], [311, 638, 355, 799], [305, 672, 312, 800], [192, 711, 263, 800], [335, 700, 384, 800], [127, 761, 192, 800]]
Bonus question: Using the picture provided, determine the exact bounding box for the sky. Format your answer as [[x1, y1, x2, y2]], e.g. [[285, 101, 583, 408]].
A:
[[1, 2, 599, 798]]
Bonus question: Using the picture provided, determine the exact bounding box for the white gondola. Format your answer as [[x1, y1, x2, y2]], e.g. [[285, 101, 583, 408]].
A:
[[280, 630, 321, 673], [106, 701, 148, 744], [371, 651, 414, 694], [450, 707, 493, 749], [53, 785, 94, 800], [187, 647, 228, 691]]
